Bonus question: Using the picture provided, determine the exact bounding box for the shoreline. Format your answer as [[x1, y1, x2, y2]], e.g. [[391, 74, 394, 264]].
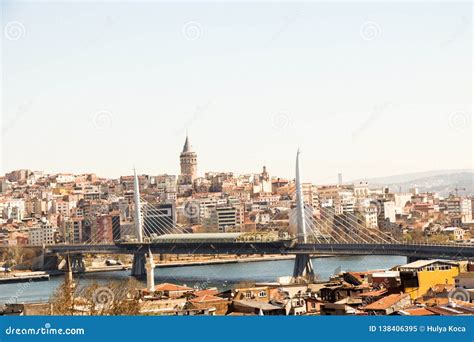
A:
[[0, 254, 334, 284]]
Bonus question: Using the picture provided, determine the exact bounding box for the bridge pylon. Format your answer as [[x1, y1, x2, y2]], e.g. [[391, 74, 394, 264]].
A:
[[133, 167, 144, 243], [292, 149, 315, 281], [69, 254, 86, 273], [131, 253, 146, 278]]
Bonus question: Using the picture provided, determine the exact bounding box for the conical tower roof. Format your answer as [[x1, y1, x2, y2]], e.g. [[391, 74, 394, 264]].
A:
[[182, 134, 193, 153]]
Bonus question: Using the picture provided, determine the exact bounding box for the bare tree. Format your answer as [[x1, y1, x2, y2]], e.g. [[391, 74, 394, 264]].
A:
[[50, 278, 141, 316]]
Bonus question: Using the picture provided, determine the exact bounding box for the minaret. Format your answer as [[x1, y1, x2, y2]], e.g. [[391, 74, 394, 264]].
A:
[[145, 249, 155, 292], [133, 168, 143, 243], [295, 149, 307, 243], [179, 134, 198, 184]]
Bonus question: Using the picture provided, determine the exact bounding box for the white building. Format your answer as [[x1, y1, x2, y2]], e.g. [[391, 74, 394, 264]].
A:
[[363, 206, 378, 229], [55, 174, 75, 184], [383, 201, 396, 223], [353, 182, 369, 198], [216, 206, 243, 232], [394, 193, 413, 215], [441, 227, 465, 241], [53, 199, 76, 216], [29, 222, 57, 245], [1, 199, 25, 221], [252, 166, 272, 195], [441, 197, 473, 223]]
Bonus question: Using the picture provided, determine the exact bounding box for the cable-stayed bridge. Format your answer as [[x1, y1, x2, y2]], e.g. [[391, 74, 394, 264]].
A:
[[41, 153, 474, 279]]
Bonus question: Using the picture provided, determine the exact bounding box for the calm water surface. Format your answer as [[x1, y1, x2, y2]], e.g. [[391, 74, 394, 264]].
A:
[[0, 255, 406, 304]]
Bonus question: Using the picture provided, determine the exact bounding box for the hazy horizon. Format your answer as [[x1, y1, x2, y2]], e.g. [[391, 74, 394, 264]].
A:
[[2, 163, 473, 186], [2, 1, 472, 183]]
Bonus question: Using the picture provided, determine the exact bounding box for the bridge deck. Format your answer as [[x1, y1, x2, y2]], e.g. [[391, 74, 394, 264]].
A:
[[44, 242, 474, 261]]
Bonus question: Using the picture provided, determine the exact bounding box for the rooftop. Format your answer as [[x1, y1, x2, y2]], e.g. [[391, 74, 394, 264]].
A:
[[153, 283, 193, 292], [398, 307, 435, 316], [400, 259, 457, 270], [194, 289, 219, 297], [189, 295, 226, 303], [364, 294, 409, 311], [233, 300, 282, 311]]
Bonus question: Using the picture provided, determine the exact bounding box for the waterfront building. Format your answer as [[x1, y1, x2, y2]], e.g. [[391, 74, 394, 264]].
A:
[[398, 260, 460, 300], [28, 221, 57, 245], [63, 217, 83, 243], [152, 283, 193, 298], [441, 226, 465, 241]]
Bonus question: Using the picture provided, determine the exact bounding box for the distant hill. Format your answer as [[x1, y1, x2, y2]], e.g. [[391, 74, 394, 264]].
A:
[[353, 170, 474, 196]]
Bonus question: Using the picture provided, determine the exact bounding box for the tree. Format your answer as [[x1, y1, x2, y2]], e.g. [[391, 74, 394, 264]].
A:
[[50, 278, 141, 315]]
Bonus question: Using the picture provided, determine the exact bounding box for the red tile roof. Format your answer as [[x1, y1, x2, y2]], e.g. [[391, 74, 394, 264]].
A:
[[401, 307, 435, 316], [359, 289, 388, 298], [189, 295, 226, 303], [364, 294, 409, 311], [194, 289, 219, 297], [154, 283, 193, 292]]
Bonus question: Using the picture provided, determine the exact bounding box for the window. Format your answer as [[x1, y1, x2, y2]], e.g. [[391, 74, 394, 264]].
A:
[[258, 291, 266, 298], [245, 291, 251, 299]]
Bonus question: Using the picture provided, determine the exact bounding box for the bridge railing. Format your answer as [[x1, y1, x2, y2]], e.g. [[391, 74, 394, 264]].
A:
[[400, 240, 473, 247]]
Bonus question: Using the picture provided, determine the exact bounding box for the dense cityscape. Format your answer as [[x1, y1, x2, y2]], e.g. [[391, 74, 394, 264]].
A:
[[0, 135, 473, 316]]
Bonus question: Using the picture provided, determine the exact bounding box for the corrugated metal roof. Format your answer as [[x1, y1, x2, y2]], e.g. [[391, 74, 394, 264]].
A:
[[400, 259, 457, 269]]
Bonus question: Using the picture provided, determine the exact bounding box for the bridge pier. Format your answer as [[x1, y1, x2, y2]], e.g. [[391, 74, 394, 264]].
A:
[[32, 250, 59, 271], [407, 255, 423, 264], [293, 254, 314, 282], [132, 253, 146, 278], [70, 254, 86, 273]]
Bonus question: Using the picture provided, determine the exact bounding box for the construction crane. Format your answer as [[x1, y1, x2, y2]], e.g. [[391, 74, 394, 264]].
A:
[[454, 187, 466, 196]]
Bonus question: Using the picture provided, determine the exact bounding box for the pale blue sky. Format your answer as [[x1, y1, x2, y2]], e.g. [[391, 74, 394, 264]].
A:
[[1, 1, 472, 182]]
